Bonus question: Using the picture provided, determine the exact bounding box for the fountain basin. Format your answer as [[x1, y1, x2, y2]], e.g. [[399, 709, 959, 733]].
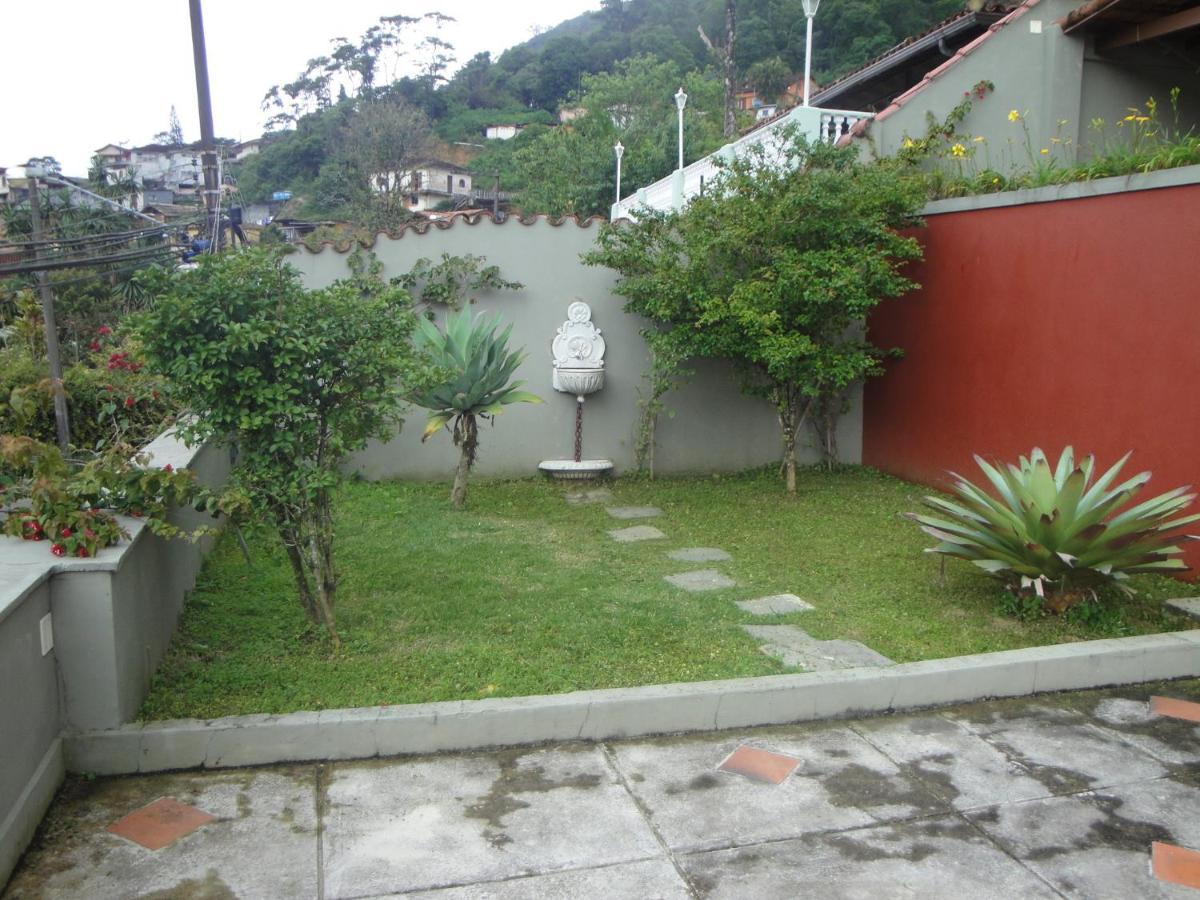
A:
[[553, 366, 605, 396], [538, 459, 614, 480]]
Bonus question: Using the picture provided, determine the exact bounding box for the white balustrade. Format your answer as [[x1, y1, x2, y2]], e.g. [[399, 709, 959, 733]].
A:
[[612, 106, 871, 221]]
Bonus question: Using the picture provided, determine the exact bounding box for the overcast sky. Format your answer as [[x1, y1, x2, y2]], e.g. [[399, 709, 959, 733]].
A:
[[1, 1, 599, 175]]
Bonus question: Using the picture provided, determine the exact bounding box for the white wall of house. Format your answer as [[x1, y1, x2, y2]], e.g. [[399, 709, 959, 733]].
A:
[[484, 124, 523, 140]]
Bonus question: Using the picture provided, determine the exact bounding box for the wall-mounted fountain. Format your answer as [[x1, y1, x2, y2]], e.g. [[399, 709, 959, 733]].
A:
[[538, 301, 614, 479]]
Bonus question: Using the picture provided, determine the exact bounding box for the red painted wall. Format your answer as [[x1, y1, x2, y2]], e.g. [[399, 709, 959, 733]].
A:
[[863, 182, 1200, 569]]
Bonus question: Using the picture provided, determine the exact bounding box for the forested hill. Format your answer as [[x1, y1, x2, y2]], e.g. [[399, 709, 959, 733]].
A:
[[447, 0, 964, 118], [236, 0, 966, 222]]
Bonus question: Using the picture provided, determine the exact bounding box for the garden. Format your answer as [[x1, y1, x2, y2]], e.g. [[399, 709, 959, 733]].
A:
[[3, 136, 1198, 729]]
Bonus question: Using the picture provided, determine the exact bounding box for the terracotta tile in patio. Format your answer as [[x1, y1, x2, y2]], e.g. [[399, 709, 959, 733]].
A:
[[716, 745, 800, 785], [1150, 695, 1200, 724], [106, 797, 215, 850], [1152, 841, 1200, 890]]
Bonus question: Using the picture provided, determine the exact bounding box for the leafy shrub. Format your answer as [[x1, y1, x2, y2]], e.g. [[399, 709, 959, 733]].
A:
[[909, 447, 1199, 611]]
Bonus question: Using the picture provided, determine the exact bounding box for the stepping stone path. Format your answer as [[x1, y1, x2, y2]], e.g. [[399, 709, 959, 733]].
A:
[[1166, 598, 1200, 620], [736, 593, 814, 616], [742, 624, 895, 672], [606, 506, 663, 519], [667, 547, 732, 563], [564, 488, 614, 506], [608, 525, 666, 543], [570, 491, 892, 670], [664, 569, 737, 592]]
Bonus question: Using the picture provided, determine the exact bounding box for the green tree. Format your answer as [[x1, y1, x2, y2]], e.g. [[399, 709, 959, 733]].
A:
[[586, 134, 925, 491], [137, 250, 424, 646], [511, 56, 724, 217]]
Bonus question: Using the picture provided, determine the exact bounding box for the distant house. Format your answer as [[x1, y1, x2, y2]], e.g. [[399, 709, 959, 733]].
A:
[[484, 124, 525, 140], [379, 160, 474, 212], [558, 106, 586, 124], [232, 139, 263, 161]]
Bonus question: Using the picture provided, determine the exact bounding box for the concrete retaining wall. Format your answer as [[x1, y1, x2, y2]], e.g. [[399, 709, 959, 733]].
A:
[[64, 629, 1200, 776], [0, 432, 230, 887], [290, 217, 863, 478]]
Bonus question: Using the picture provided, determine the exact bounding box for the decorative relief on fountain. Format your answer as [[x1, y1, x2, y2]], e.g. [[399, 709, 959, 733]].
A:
[[552, 301, 606, 395]]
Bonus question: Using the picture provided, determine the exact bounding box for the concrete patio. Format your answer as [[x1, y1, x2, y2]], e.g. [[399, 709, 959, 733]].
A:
[[6, 679, 1200, 899]]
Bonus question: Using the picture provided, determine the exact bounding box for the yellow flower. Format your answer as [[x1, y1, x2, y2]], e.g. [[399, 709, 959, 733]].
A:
[[1123, 114, 1138, 122], [950, 143, 966, 158], [1134, 116, 1150, 123], [1008, 109, 1021, 122], [992, 176, 1001, 184], [902, 137, 915, 148], [1040, 148, 1049, 155]]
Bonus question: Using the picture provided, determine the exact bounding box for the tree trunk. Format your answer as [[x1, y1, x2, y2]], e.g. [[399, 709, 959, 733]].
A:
[[698, 0, 738, 138], [451, 414, 479, 509], [306, 491, 340, 649], [775, 387, 812, 494]]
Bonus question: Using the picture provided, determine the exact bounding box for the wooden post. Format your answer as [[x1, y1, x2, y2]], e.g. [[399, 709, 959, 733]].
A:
[[27, 177, 71, 452]]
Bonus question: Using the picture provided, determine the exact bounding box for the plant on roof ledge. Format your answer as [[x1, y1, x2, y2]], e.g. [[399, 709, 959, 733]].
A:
[[907, 447, 1199, 612]]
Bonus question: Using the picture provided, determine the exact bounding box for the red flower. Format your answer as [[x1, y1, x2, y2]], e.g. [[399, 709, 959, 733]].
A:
[[88, 340, 101, 352], [125, 396, 135, 408], [84, 528, 97, 539], [75, 547, 90, 558], [50, 544, 65, 557], [163, 464, 174, 473], [97, 325, 112, 336], [60, 528, 72, 538], [104, 384, 114, 392], [131, 509, 143, 518]]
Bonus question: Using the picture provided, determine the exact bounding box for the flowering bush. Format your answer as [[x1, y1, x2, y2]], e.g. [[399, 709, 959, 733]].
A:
[[0, 435, 242, 558]]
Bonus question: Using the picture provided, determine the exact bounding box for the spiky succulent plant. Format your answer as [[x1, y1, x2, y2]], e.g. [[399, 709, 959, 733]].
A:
[[908, 447, 1199, 606], [410, 309, 541, 508]]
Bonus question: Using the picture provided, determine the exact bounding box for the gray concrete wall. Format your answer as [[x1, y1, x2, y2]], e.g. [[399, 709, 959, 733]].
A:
[[49, 435, 232, 732], [0, 576, 62, 889], [860, 0, 1200, 170], [0, 432, 231, 886], [290, 217, 862, 479]]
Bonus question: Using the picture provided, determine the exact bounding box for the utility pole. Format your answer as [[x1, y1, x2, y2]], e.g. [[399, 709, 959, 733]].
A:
[[26, 177, 71, 452], [189, 0, 220, 248], [492, 172, 500, 218]]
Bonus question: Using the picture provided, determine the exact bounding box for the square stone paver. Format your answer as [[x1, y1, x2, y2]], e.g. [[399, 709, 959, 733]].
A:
[[664, 569, 736, 592], [716, 745, 800, 785], [667, 547, 731, 563], [606, 506, 663, 519], [1165, 597, 1200, 620], [321, 746, 662, 897], [609, 525, 666, 543], [607, 725, 947, 853], [107, 797, 215, 850], [967, 776, 1200, 898], [742, 624, 893, 670], [3, 768, 319, 899], [735, 593, 814, 616], [678, 815, 1061, 899], [564, 488, 614, 506]]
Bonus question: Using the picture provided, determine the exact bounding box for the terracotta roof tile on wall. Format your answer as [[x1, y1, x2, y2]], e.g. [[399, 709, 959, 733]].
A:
[[296, 211, 608, 255]]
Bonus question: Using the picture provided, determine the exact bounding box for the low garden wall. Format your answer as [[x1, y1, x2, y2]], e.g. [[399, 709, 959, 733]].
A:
[[0, 431, 230, 887], [290, 217, 864, 478], [863, 165, 1200, 569]]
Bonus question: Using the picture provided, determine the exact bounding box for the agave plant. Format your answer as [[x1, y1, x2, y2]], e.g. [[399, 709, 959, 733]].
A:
[[410, 309, 541, 508], [908, 447, 1200, 610]]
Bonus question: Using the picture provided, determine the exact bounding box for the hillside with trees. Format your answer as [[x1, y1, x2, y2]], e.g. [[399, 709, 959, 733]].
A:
[[234, 0, 964, 222]]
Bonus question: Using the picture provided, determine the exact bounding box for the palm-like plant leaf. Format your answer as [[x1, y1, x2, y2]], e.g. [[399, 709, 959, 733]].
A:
[[907, 447, 1198, 599]]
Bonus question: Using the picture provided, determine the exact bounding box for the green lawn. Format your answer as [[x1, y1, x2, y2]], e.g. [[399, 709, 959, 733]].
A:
[[140, 466, 1194, 719]]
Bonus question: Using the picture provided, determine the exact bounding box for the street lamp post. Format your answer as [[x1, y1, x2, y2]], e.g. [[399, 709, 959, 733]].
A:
[[802, 0, 821, 107], [614, 141, 624, 204], [674, 87, 688, 170]]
